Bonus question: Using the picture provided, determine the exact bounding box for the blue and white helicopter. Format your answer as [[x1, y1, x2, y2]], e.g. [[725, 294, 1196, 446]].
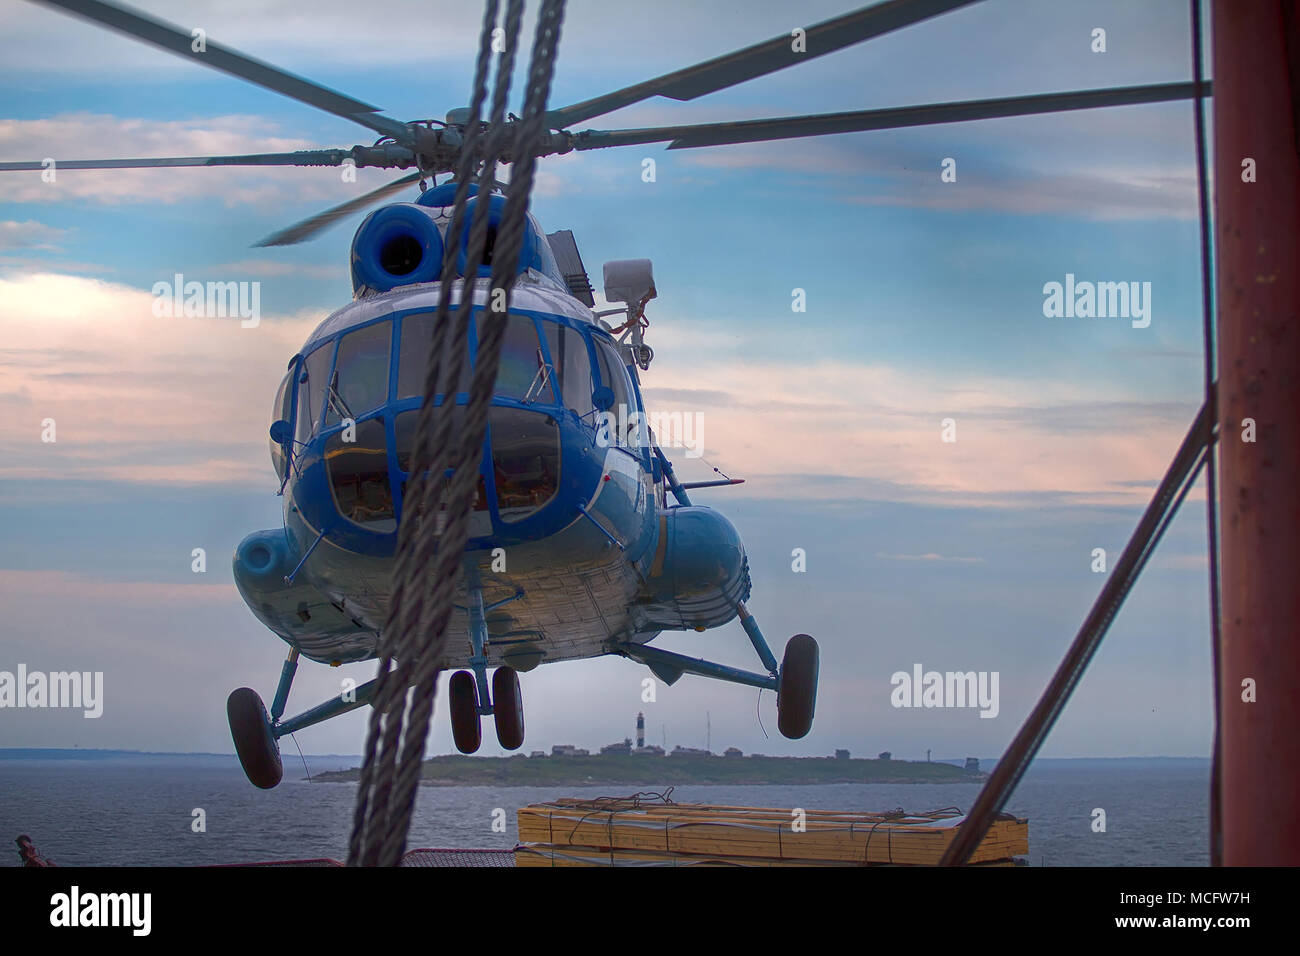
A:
[[224, 181, 819, 786], [5, 0, 1193, 787]]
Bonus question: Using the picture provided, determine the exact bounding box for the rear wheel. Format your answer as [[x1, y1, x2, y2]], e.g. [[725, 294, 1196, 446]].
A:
[[777, 634, 819, 740], [449, 670, 482, 754], [492, 666, 525, 750], [227, 687, 283, 789]]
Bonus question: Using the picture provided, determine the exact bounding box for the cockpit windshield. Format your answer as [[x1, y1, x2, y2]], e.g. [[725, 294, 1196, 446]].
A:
[[541, 322, 594, 415], [325, 320, 391, 426], [302, 309, 588, 531], [296, 345, 331, 443], [477, 313, 554, 404], [397, 311, 469, 398]]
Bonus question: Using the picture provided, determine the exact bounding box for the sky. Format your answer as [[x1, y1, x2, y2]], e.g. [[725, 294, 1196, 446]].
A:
[[0, 0, 1218, 761]]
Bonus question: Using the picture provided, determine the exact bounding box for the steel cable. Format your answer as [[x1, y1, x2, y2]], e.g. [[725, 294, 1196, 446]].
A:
[[347, 0, 566, 867], [345, 0, 502, 869]]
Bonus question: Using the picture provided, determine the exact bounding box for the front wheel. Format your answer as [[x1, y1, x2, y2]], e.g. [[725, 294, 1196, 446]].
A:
[[449, 671, 482, 754], [777, 634, 819, 740], [227, 687, 283, 789], [492, 666, 525, 750]]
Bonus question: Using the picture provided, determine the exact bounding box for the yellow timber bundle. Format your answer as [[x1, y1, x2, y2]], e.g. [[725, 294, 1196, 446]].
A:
[[516, 798, 1028, 867]]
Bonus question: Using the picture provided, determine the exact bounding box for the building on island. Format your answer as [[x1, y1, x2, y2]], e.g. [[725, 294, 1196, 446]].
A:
[[671, 745, 711, 757]]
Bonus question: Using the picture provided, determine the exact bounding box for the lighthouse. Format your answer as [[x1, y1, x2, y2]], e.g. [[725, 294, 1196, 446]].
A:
[[636, 712, 645, 750]]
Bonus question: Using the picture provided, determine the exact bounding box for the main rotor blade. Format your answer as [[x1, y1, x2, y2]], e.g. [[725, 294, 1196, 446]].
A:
[[254, 171, 424, 247], [0, 150, 351, 171], [27, 0, 411, 143], [571, 81, 1210, 152], [545, 0, 984, 129]]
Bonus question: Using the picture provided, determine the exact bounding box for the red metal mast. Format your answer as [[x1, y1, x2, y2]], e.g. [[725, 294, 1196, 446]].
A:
[[1213, 0, 1300, 866]]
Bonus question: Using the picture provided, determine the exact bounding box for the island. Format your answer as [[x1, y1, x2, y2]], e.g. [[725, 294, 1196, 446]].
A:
[[312, 752, 985, 786]]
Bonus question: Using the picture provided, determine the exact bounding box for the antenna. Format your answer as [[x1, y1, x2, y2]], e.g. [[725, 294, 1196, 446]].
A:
[[707, 711, 711, 754]]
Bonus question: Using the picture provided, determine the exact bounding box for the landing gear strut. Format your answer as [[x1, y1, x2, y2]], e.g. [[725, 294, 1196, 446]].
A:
[[449, 568, 528, 754], [613, 604, 820, 741]]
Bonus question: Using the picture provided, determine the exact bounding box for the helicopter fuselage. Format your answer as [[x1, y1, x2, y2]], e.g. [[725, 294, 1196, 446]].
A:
[[232, 273, 751, 676]]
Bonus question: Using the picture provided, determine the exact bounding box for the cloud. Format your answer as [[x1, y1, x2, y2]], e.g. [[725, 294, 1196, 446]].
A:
[[0, 272, 323, 486], [846, 164, 1198, 222], [875, 552, 986, 564], [0, 113, 408, 206], [638, 318, 1201, 507], [0, 568, 231, 605], [0, 271, 1200, 510], [0, 255, 113, 275], [213, 259, 338, 279], [0, 219, 69, 250]]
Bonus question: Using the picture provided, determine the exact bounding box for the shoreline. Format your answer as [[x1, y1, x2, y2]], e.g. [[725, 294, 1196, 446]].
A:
[[310, 754, 991, 787]]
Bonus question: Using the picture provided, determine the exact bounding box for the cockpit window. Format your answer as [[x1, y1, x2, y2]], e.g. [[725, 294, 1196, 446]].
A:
[[490, 406, 560, 521], [542, 322, 594, 414], [397, 311, 469, 399], [326, 416, 395, 530], [476, 313, 554, 404], [594, 338, 642, 449], [297, 344, 332, 443], [393, 407, 489, 514], [593, 339, 633, 413], [325, 320, 391, 426], [270, 367, 293, 480]]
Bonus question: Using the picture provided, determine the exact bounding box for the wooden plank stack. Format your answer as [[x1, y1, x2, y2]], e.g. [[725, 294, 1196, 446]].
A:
[[516, 798, 1028, 867]]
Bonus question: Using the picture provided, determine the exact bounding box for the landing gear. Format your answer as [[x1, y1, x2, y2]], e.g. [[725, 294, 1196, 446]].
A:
[[227, 687, 283, 789], [449, 671, 482, 754], [777, 634, 820, 740], [493, 666, 525, 750], [447, 566, 528, 754], [448, 666, 526, 753], [614, 606, 820, 742]]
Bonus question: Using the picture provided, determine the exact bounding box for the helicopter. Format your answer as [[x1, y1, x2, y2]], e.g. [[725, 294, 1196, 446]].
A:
[[1, 0, 1206, 789]]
